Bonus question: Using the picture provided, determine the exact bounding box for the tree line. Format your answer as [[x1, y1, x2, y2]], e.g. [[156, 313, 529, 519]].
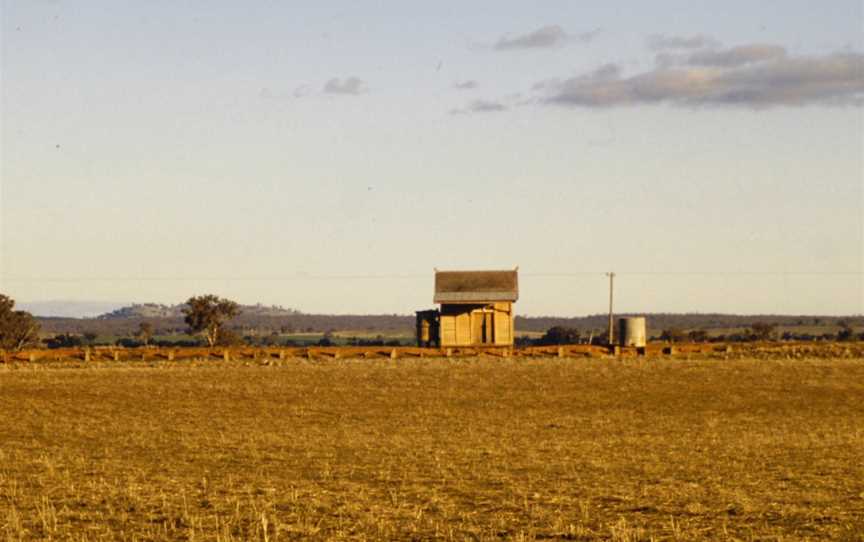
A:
[[525, 321, 864, 346], [4, 291, 863, 351]]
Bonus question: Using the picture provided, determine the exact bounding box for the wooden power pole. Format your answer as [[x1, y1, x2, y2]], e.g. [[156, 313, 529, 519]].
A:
[[607, 272, 615, 345]]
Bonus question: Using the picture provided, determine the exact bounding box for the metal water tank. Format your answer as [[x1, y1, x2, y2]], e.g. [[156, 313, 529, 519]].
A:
[[618, 317, 647, 347]]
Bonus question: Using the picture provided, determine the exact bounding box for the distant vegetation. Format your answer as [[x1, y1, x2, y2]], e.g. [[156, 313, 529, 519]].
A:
[[182, 295, 242, 347], [516, 313, 864, 336], [526, 319, 864, 346], [21, 301, 864, 349]]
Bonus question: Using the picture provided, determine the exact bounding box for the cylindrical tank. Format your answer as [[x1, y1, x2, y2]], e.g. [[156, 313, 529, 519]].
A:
[[618, 317, 647, 347]]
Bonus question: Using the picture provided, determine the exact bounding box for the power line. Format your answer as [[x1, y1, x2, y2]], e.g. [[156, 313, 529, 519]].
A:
[[1, 274, 428, 282], [3, 271, 861, 282]]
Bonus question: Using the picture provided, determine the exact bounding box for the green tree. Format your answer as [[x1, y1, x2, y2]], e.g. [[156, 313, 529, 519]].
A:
[[660, 328, 686, 343], [182, 295, 241, 347], [837, 321, 854, 342], [540, 326, 581, 345], [45, 333, 82, 349], [750, 322, 776, 341], [136, 322, 154, 346], [0, 294, 41, 351], [687, 329, 708, 342], [215, 328, 243, 347]]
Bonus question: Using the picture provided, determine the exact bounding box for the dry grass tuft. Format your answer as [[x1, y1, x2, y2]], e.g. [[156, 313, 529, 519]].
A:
[[1, 356, 863, 540]]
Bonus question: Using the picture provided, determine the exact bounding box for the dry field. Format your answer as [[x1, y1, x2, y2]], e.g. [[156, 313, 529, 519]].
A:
[[1, 357, 863, 541]]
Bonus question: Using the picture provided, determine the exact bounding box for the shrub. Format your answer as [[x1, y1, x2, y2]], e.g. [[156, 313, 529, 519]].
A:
[[538, 326, 581, 345]]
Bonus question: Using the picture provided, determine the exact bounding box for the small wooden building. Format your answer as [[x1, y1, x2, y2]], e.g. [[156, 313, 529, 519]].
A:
[[416, 269, 518, 347]]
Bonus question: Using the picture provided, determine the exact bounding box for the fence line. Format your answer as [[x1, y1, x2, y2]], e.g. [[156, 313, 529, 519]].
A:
[[3, 341, 862, 363]]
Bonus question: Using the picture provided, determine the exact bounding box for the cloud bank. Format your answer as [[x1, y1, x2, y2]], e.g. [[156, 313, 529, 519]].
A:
[[536, 50, 864, 108]]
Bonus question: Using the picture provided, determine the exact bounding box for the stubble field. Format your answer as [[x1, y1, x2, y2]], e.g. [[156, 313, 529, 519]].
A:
[[1, 356, 863, 541]]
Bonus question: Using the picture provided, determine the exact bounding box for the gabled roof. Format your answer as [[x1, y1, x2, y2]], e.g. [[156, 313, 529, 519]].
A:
[[434, 269, 519, 303]]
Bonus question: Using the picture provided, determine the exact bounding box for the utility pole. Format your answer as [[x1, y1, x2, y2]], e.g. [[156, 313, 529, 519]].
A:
[[606, 272, 615, 345]]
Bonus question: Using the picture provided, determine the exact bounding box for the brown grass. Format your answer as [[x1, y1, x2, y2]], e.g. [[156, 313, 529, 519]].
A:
[[1, 357, 863, 540]]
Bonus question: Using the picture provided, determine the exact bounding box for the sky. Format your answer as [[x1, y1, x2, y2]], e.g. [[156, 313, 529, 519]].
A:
[[1, 0, 863, 316]]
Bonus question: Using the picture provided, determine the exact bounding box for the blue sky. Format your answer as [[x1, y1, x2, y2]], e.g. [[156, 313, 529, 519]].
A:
[[1, 0, 862, 316]]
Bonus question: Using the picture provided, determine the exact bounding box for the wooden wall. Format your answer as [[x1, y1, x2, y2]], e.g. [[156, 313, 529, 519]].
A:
[[493, 302, 513, 345], [439, 303, 513, 347]]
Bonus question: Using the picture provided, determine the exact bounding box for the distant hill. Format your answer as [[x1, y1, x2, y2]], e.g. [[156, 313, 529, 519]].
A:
[[19, 301, 130, 318], [97, 303, 182, 319], [97, 302, 301, 319]]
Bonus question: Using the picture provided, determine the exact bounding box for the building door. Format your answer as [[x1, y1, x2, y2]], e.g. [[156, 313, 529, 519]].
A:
[[471, 310, 494, 345]]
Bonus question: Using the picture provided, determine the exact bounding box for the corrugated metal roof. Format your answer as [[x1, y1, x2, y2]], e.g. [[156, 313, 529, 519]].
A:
[[434, 270, 518, 303]]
